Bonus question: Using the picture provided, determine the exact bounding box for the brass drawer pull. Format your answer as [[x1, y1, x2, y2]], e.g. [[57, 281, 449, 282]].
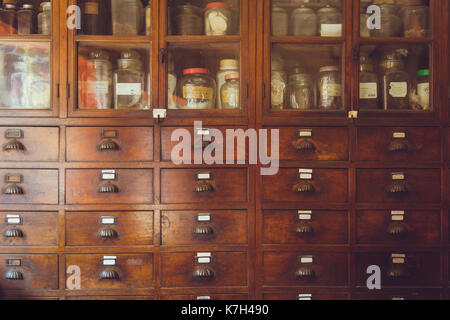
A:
[[293, 181, 315, 193], [5, 270, 24, 280], [100, 269, 120, 280], [387, 264, 409, 279], [193, 225, 215, 237], [98, 139, 119, 151], [387, 223, 409, 238], [295, 266, 316, 279], [4, 228, 24, 238], [99, 228, 118, 239], [3, 140, 25, 152], [293, 139, 315, 151], [3, 184, 24, 195], [387, 182, 408, 194], [192, 266, 215, 281], [98, 182, 119, 194], [294, 222, 314, 235], [194, 181, 214, 193], [388, 141, 408, 152]]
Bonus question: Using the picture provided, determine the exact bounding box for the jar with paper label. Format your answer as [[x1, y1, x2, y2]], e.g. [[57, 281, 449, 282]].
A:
[[220, 73, 240, 109], [317, 6, 342, 37], [114, 50, 145, 110], [272, 6, 288, 36], [216, 59, 239, 108], [380, 49, 411, 110], [317, 66, 341, 110], [271, 56, 287, 110], [359, 56, 379, 109], [79, 50, 112, 109], [205, 2, 231, 36], [178, 68, 216, 109], [285, 72, 315, 110], [416, 69, 430, 110], [291, 7, 317, 37]]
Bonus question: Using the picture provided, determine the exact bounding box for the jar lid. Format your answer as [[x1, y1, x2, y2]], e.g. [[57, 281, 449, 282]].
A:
[[41, 2, 51, 8], [4, 4, 16, 9], [225, 73, 240, 80], [121, 50, 141, 60], [206, 2, 229, 9], [184, 68, 209, 75], [220, 59, 239, 69], [293, 7, 315, 14], [417, 69, 430, 76], [272, 6, 287, 13], [319, 66, 339, 73], [90, 50, 110, 60], [22, 4, 34, 9]]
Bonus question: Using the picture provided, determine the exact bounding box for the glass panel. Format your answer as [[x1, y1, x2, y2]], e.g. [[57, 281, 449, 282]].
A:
[[271, 0, 343, 37], [77, 0, 151, 36], [168, 43, 241, 110], [360, 0, 431, 38], [0, 42, 51, 109], [359, 44, 431, 111], [271, 44, 343, 111], [168, 0, 240, 36], [0, 0, 52, 35], [77, 43, 151, 110]]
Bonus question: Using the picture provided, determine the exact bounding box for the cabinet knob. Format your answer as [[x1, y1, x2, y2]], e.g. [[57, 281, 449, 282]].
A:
[[294, 223, 314, 235], [100, 269, 120, 280], [3, 140, 25, 152], [98, 139, 119, 151], [193, 225, 215, 237], [387, 223, 409, 238], [192, 266, 215, 281], [387, 182, 408, 194], [293, 139, 315, 151], [98, 182, 119, 194], [295, 266, 316, 279], [194, 181, 214, 193], [293, 181, 315, 193], [99, 228, 118, 239], [388, 141, 408, 152], [3, 184, 24, 195], [5, 270, 24, 280], [4, 228, 24, 238]]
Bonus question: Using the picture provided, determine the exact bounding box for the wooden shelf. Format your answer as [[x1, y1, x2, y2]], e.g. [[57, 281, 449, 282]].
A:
[[359, 37, 434, 44], [165, 35, 241, 43], [75, 35, 152, 43], [270, 36, 344, 44], [0, 34, 52, 42]]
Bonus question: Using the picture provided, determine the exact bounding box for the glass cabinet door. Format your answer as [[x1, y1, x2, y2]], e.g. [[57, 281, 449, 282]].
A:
[[0, 0, 57, 116]]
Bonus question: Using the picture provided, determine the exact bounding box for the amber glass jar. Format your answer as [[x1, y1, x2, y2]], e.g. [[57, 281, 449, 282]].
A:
[[82, 0, 101, 35], [0, 3, 17, 34], [359, 56, 379, 109], [17, 4, 35, 35], [380, 50, 411, 110]]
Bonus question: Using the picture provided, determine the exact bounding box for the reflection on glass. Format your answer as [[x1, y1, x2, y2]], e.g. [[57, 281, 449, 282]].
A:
[[0, 43, 51, 109], [272, 0, 343, 37], [271, 44, 343, 110]]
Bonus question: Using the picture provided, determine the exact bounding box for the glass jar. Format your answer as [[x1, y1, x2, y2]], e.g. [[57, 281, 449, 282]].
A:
[[0, 4, 17, 34], [380, 49, 411, 110], [291, 7, 318, 37], [38, 2, 51, 35], [145, 1, 152, 36], [317, 6, 342, 37], [416, 69, 430, 110], [359, 56, 379, 109], [167, 55, 177, 109], [17, 4, 34, 35], [114, 50, 146, 110], [111, 0, 143, 36], [82, 0, 100, 35], [172, 4, 203, 35], [216, 59, 239, 108], [370, 3, 402, 37], [205, 2, 231, 36], [400, 5, 429, 38], [178, 68, 216, 109], [220, 73, 240, 109], [79, 50, 113, 110], [271, 56, 287, 110], [317, 66, 342, 110], [272, 6, 288, 36], [285, 72, 315, 110]]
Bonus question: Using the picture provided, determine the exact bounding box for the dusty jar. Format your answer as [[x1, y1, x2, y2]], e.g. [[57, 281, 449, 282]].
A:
[[205, 2, 232, 36], [0, 3, 17, 34], [317, 66, 342, 110], [111, 0, 143, 36], [38, 1, 51, 35], [172, 4, 203, 35], [17, 4, 35, 35], [359, 56, 379, 109], [178, 68, 216, 109], [400, 5, 429, 38], [285, 72, 315, 110], [317, 6, 342, 37], [220, 73, 240, 109], [272, 6, 288, 36], [291, 7, 318, 37], [271, 57, 287, 110], [216, 59, 239, 109]]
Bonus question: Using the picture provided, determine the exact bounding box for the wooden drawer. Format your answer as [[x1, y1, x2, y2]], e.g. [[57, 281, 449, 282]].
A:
[[0, 170, 58, 205], [356, 169, 441, 203], [0, 127, 59, 162], [353, 289, 442, 300], [65, 211, 153, 246], [161, 126, 246, 162], [66, 127, 153, 162], [263, 210, 348, 245], [161, 294, 248, 300], [271, 127, 349, 161], [66, 296, 154, 300], [0, 212, 58, 247], [65, 169, 153, 204], [263, 289, 348, 300], [356, 127, 441, 162], [356, 210, 440, 245], [263, 168, 348, 203], [161, 169, 247, 204], [0, 254, 58, 290], [161, 210, 247, 246], [65, 254, 153, 290], [263, 251, 348, 286], [160, 251, 247, 288], [355, 252, 441, 286]]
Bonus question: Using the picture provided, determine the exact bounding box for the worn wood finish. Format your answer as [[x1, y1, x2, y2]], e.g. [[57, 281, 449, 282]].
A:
[[263, 290, 349, 300], [353, 289, 442, 300], [161, 294, 248, 300]]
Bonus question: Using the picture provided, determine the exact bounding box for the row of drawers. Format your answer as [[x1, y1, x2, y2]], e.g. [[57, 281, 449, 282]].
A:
[[1, 168, 448, 204], [0, 126, 445, 162], [0, 210, 447, 247], [1, 251, 448, 290]]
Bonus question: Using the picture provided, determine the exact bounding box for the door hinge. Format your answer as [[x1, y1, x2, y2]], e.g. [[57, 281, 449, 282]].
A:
[[159, 48, 167, 64]]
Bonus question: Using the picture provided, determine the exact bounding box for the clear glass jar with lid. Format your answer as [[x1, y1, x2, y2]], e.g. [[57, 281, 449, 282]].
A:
[[17, 4, 35, 35], [291, 7, 318, 37], [317, 66, 342, 110], [285, 72, 315, 110], [113, 50, 146, 110], [177, 68, 216, 109], [38, 1, 51, 35], [216, 59, 239, 108], [220, 73, 240, 109], [111, 0, 143, 36], [79, 50, 113, 110], [359, 56, 379, 109], [172, 4, 203, 35], [0, 3, 17, 34], [415, 69, 430, 110], [205, 2, 232, 36], [271, 54, 287, 110], [317, 6, 342, 37], [272, 6, 288, 36]]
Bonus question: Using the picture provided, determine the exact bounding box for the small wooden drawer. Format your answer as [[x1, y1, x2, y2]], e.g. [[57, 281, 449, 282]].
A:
[[65, 211, 153, 246], [263, 289, 348, 300], [0, 254, 58, 290], [356, 127, 441, 162], [160, 251, 247, 288], [66, 296, 154, 300], [356, 169, 441, 203], [356, 210, 440, 245], [355, 252, 441, 286], [161, 210, 247, 246], [263, 251, 348, 286], [0, 127, 59, 162], [0, 212, 58, 247], [262, 168, 348, 203], [160, 169, 247, 204], [161, 293, 248, 300], [65, 254, 153, 290], [263, 210, 348, 245], [161, 126, 246, 162], [0, 170, 59, 205], [353, 289, 442, 300], [272, 127, 349, 161], [66, 127, 153, 162], [65, 169, 153, 204]]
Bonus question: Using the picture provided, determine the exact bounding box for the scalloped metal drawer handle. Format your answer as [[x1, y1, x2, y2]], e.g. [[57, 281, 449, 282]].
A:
[[294, 223, 314, 235], [388, 141, 408, 152], [293, 139, 315, 151], [4, 228, 24, 238], [193, 225, 215, 237], [387, 182, 408, 194], [100, 269, 120, 280], [99, 228, 118, 239], [387, 223, 409, 238], [194, 181, 214, 193], [98, 182, 119, 194], [293, 181, 315, 193], [98, 139, 120, 151], [5, 270, 24, 280], [192, 266, 215, 281], [3, 140, 25, 152], [387, 265, 409, 279], [3, 184, 24, 195], [295, 266, 316, 279]]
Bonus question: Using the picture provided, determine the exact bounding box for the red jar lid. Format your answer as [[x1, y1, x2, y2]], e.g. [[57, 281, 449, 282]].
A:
[[183, 68, 209, 75], [206, 2, 229, 9]]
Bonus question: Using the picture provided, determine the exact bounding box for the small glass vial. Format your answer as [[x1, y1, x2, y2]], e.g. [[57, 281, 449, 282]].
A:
[[205, 2, 231, 36], [359, 56, 379, 109], [416, 69, 430, 110], [272, 6, 288, 36], [17, 4, 35, 35], [38, 1, 51, 35], [216, 59, 239, 108], [291, 7, 317, 37], [317, 66, 342, 110], [271, 55, 287, 110], [114, 50, 146, 110], [285, 72, 315, 110], [317, 6, 342, 37], [0, 3, 17, 34], [220, 73, 240, 109], [178, 68, 216, 109]]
